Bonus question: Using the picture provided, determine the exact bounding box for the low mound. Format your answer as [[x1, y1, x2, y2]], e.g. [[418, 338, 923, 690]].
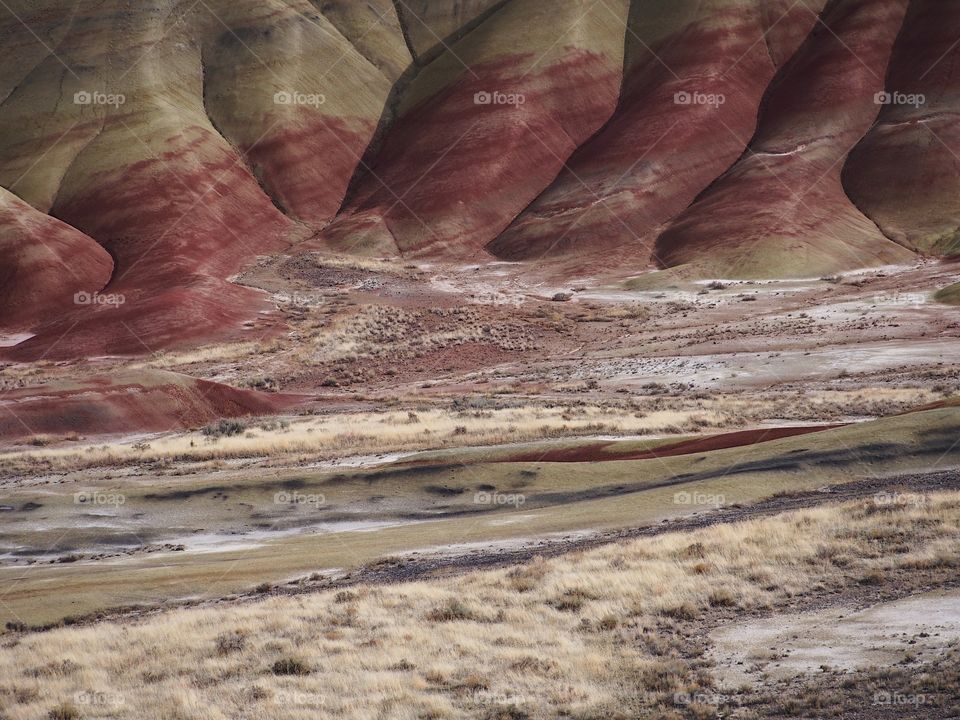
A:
[[495, 425, 844, 463], [0, 188, 112, 330], [0, 370, 298, 442], [3, 276, 281, 361], [935, 282, 960, 306]]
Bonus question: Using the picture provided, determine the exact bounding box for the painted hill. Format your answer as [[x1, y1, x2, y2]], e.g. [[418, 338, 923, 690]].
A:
[[0, 370, 299, 441], [843, 0, 960, 256], [1, 0, 957, 357], [486, 0, 828, 263], [321, 0, 631, 258], [0, 187, 113, 330], [652, 0, 916, 277]]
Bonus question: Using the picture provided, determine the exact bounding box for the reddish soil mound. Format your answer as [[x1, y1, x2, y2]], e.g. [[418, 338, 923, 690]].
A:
[[654, 0, 914, 278], [487, 0, 825, 264], [320, 0, 629, 258], [0, 0, 389, 359], [844, 0, 960, 256], [0, 188, 113, 330], [0, 370, 299, 442], [4, 125, 307, 360], [499, 425, 844, 464]]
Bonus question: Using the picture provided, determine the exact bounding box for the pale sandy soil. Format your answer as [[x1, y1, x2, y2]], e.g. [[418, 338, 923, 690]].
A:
[[710, 589, 960, 687]]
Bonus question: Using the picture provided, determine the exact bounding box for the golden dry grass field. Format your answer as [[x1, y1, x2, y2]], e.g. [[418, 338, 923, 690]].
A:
[[2, 492, 959, 720]]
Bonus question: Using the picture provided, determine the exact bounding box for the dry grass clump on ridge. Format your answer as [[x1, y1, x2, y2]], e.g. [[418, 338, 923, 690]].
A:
[[0, 493, 958, 719], [1, 403, 726, 475]]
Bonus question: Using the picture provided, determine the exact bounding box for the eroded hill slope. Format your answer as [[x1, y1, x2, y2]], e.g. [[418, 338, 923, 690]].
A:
[[1, 0, 957, 357]]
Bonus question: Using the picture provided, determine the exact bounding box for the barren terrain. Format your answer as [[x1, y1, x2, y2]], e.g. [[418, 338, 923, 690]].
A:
[[2, 1, 960, 717]]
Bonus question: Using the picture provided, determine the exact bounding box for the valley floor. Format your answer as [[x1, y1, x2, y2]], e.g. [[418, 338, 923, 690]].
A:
[[1, 491, 959, 719], [0, 257, 958, 718]]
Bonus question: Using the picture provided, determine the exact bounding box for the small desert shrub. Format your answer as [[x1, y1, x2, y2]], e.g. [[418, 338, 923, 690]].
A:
[[48, 703, 80, 720], [202, 419, 247, 438], [660, 601, 699, 620], [459, 673, 489, 691], [331, 606, 359, 627], [637, 658, 689, 693], [423, 669, 447, 685], [271, 657, 311, 676], [27, 660, 80, 678], [506, 557, 550, 593], [426, 598, 476, 622], [708, 588, 737, 607], [597, 614, 619, 631], [549, 588, 598, 613], [245, 376, 279, 392], [215, 630, 246, 655], [678, 542, 707, 560], [691, 562, 711, 575]]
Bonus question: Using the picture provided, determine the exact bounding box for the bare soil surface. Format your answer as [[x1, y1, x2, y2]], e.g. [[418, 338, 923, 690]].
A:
[[710, 590, 960, 685]]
